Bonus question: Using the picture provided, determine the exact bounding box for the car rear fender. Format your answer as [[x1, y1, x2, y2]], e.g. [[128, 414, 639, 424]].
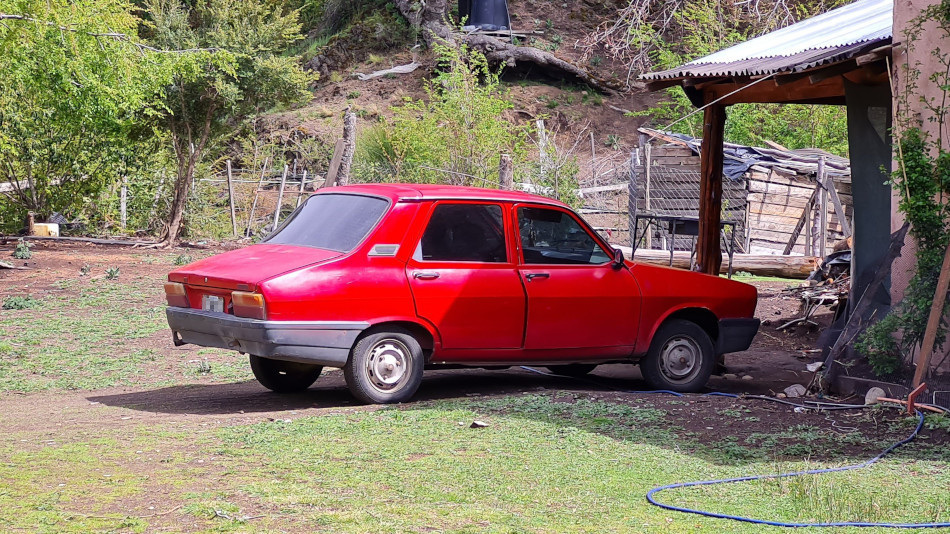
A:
[[639, 307, 719, 355], [360, 319, 439, 360]]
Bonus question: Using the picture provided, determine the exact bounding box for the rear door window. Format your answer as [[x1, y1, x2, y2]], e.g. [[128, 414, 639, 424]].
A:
[[265, 193, 389, 252], [414, 203, 507, 263]]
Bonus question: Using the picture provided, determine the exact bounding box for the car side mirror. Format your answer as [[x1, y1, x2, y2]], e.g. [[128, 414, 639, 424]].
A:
[[612, 247, 625, 270]]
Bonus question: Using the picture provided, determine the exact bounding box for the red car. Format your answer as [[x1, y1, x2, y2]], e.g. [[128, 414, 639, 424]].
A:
[[165, 184, 759, 403]]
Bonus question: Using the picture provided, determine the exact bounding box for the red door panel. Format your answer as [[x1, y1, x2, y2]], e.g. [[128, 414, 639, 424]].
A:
[[408, 266, 526, 349], [520, 265, 640, 350]]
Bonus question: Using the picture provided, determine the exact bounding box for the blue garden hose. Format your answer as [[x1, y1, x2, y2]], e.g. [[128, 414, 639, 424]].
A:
[[520, 366, 950, 528]]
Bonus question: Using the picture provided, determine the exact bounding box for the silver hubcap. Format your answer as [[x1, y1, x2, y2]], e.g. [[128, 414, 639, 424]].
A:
[[659, 336, 701, 383], [366, 339, 411, 392]]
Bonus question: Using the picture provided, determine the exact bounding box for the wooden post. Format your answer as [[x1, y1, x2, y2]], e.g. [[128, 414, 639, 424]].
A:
[[27, 211, 35, 236], [644, 143, 652, 249], [226, 160, 237, 237], [697, 104, 726, 275], [912, 240, 950, 387], [823, 173, 852, 238], [296, 170, 309, 208], [120, 176, 128, 231], [784, 184, 821, 255], [245, 157, 269, 237], [818, 157, 828, 258], [498, 154, 513, 190], [589, 131, 596, 184], [336, 109, 356, 186], [325, 139, 345, 188], [628, 151, 638, 250], [272, 165, 289, 232]]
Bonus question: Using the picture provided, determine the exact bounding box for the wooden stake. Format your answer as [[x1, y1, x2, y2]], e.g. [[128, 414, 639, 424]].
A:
[[912, 239, 950, 387], [120, 176, 128, 231], [226, 160, 237, 237], [627, 151, 638, 250], [498, 154, 513, 190], [296, 170, 309, 208], [27, 211, 35, 236], [644, 143, 653, 249], [325, 139, 345, 188], [336, 109, 356, 186], [245, 157, 269, 237], [272, 165, 289, 232]]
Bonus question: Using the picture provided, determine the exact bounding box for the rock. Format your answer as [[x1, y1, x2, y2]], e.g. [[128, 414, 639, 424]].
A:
[[776, 393, 787, 399], [741, 375, 754, 380], [806, 361, 824, 372], [470, 420, 489, 428], [722, 373, 738, 380], [865, 387, 886, 405], [784, 384, 807, 398]]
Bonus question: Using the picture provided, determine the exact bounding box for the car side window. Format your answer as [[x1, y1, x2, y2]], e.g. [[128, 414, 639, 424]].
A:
[[414, 203, 507, 263], [518, 207, 610, 265]]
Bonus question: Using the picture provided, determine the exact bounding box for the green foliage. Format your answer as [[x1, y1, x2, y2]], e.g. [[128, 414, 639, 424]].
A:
[[173, 254, 193, 266], [0, 0, 159, 231], [104, 267, 121, 280], [2, 295, 40, 310], [12, 239, 32, 260], [630, 1, 848, 154], [354, 44, 529, 188], [143, 0, 311, 242]]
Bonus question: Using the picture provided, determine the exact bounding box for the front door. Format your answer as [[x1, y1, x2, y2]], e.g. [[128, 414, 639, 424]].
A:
[[407, 202, 526, 350], [516, 205, 641, 350]]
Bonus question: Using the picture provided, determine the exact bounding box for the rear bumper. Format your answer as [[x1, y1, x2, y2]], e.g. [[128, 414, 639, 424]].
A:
[[716, 318, 760, 354], [166, 307, 368, 367]]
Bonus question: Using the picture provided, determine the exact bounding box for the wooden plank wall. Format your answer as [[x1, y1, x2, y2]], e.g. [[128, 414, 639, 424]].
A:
[[631, 145, 747, 252], [746, 171, 853, 255]]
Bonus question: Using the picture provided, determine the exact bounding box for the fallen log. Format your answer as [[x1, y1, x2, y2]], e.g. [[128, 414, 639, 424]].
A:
[[615, 246, 818, 278]]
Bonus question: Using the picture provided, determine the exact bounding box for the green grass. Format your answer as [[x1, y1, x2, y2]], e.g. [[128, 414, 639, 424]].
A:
[[0, 281, 169, 392], [0, 395, 946, 532]]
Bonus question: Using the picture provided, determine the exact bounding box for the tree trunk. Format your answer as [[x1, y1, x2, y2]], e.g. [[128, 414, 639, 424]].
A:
[[392, 0, 619, 93]]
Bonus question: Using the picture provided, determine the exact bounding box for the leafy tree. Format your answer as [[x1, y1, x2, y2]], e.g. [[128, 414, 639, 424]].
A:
[[355, 44, 529, 187], [143, 0, 311, 244], [0, 0, 152, 230]]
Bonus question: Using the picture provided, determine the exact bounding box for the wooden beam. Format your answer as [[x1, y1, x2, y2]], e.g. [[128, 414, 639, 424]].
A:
[[703, 75, 847, 105], [645, 79, 684, 91], [697, 104, 726, 275], [912, 240, 950, 387]]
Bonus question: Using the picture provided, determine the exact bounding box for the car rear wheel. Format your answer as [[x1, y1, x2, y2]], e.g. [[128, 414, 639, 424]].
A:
[[546, 364, 598, 377], [640, 319, 714, 393], [344, 328, 424, 404], [249, 355, 323, 393]]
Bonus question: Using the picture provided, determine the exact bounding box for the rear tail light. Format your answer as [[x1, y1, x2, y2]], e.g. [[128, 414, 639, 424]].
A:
[[232, 291, 267, 320], [164, 282, 190, 308]]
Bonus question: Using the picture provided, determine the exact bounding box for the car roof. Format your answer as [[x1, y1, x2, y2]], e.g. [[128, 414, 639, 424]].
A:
[[316, 183, 570, 208]]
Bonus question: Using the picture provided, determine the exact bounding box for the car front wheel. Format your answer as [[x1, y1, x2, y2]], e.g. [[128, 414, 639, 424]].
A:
[[640, 319, 715, 393], [249, 355, 323, 393], [344, 328, 424, 404]]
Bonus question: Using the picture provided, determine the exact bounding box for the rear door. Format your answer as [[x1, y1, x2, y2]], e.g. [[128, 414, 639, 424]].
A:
[[407, 202, 526, 350], [516, 205, 641, 350]]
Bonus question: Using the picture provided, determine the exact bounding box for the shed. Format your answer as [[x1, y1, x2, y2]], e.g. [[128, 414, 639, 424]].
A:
[[640, 0, 893, 324]]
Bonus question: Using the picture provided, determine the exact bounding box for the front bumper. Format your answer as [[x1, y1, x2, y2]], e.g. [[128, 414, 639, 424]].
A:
[[716, 318, 761, 354], [166, 307, 368, 367]]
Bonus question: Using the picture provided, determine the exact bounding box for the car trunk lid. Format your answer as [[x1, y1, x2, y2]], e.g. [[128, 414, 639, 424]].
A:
[[168, 244, 343, 291]]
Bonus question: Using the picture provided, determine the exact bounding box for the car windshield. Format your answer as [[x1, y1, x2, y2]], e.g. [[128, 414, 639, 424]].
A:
[[265, 193, 390, 252]]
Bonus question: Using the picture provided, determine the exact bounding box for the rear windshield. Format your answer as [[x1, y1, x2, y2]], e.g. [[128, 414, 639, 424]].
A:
[[265, 193, 390, 252]]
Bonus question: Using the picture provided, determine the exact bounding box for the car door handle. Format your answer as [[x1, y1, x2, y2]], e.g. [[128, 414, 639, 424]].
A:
[[525, 273, 550, 281], [413, 271, 440, 280]]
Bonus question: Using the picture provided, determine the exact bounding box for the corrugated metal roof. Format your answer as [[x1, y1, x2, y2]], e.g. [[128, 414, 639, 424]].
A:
[[642, 0, 892, 81]]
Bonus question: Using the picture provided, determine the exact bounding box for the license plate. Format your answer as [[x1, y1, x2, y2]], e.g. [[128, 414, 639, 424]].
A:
[[202, 294, 224, 313]]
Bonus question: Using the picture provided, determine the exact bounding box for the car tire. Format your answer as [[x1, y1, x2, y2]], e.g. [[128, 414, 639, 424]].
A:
[[546, 364, 598, 377], [249, 355, 323, 393], [344, 328, 424, 404], [640, 319, 715, 393]]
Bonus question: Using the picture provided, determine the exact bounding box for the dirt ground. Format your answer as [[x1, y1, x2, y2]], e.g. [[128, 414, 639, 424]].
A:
[[0, 242, 946, 453]]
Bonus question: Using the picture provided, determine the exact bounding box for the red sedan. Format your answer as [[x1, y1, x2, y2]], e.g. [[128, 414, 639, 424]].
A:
[[165, 184, 759, 403]]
